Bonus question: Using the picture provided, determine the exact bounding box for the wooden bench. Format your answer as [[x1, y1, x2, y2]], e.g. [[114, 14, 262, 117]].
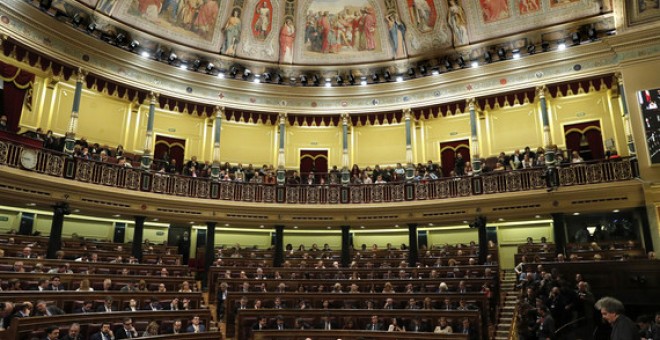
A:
[[0, 272, 196, 292], [253, 329, 469, 340]]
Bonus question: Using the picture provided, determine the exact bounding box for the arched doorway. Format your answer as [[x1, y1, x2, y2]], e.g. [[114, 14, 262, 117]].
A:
[[154, 135, 186, 172], [563, 121, 604, 161], [299, 149, 328, 182], [439, 140, 471, 177]]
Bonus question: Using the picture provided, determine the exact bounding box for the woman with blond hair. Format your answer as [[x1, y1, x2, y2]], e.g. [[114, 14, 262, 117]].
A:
[[76, 279, 94, 291]]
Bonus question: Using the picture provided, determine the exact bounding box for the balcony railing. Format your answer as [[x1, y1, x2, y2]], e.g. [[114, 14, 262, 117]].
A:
[[0, 136, 637, 205]]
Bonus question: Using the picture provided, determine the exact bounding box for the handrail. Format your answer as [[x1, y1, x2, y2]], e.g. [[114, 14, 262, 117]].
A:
[[0, 135, 637, 205]]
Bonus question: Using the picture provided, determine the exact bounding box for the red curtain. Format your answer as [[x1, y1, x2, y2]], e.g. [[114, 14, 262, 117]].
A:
[[564, 121, 604, 161], [0, 61, 35, 132], [299, 150, 328, 179], [439, 140, 470, 177]]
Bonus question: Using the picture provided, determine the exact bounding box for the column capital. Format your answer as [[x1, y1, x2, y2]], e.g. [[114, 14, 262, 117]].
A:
[[403, 107, 412, 119], [341, 112, 350, 125], [75, 68, 87, 83], [614, 72, 624, 85], [149, 91, 160, 104], [215, 106, 225, 119], [278, 112, 287, 120], [467, 98, 477, 111], [536, 85, 547, 98]]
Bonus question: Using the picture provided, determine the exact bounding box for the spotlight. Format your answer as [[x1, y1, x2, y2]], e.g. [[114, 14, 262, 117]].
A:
[[72, 13, 83, 26], [191, 59, 201, 71], [229, 66, 238, 77], [167, 51, 177, 63], [541, 41, 550, 52], [395, 75, 403, 82], [419, 65, 427, 75], [86, 22, 96, 33], [527, 44, 536, 54], [218, 70, 226, 78], [253, 75, 261, 83], [383, 71, 391, 81], [178, 62, 187, 70], [205, 63, 215, 74], [140, 50, 150, 58], [360, 78, 367, 86], [324, 80, 332, 87], [263, 73, 272, 82], [470, 60, 478, 68], [336, 75, 343, 85], [300, 75, 308, 85], [129, 40, 140, 51], [572, 32, 581, 45], [557, 40, 567, 51], [588, 28, 597, 41], [484, 51, 492, 63], [371, 73, 380, 82], [348, 74, 355, 85], [444, 59, 453, 70], [275, 74, 283, 84], [512, 49, 521, 60], [312, 74, 320, 86], [497, 47, 507, 60], [115, 33, 126, 45], [242, 69, 251, 80], [154, 47, 163, 60], [457, 56, 465, 68], [431, 67, 440, 75], [407, 68, 415, 77]]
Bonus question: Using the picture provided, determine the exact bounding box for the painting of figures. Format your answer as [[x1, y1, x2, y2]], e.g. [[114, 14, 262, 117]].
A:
[[111, 0, 224, 51], [252, 0, 273, 40], [279, 17, 296, 63], [550, 0, 580, 7], [479, 0, 511, 22], [518, 0, 541, 14], [406, 0, 437, 32], [303, 0, 381, 55]]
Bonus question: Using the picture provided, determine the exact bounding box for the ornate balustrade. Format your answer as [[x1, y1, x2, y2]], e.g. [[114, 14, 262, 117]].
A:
[[0, 136, 637, 204]]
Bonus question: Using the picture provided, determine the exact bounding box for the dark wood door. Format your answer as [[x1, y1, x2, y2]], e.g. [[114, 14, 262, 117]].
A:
[[299, 150, 328, 182], [439, 139, 470, 177], [564, 121, 604, 161], [154, 135, 186, 172]]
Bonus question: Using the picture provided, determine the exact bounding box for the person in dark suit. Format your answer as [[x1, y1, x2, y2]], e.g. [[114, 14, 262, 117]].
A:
[[365, 315, 384, 331], [186, 315, 205, 333], [252, 316, 269, 331], [457, 318, 479, 340], [96, 297, 115, 313], [535, 307, 555, 340], [43, 325, 60, 340], [274, 315, 287, 330], [315, 315, 338, 330], [90, 322, 114, 340], [216, 282, 228, 319], [33, 279, 49, 292], [164, 319, 183, 334], [60, 323, 82, 340], [142, 297, 163, 311], [34, 301, 65, 317], [73, 301, 95, 314], [47, 276, 64, 291], [114, 317, 138, 339]]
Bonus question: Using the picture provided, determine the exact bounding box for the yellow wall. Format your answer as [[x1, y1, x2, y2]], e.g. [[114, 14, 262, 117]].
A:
[[283, 231, 343, 250], [213, 229, 272, 249], [421, 114, 470, 164], [286, 126, 343, 169], [495, 221, 553, 268], [0, 208, 21, 233], [352, 230, 409, 248], [485, 102, 542, 155], [353, 124, 407, 166], [219, 121, 275, 165], [428, 227, 478, 246]]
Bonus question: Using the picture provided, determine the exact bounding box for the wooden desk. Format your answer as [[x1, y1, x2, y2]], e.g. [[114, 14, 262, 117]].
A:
[[253, 329, 469, 340]]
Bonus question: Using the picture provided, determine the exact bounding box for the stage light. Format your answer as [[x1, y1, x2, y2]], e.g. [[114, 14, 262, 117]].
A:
[[325, 80, 332, 87], [263, 73, 272, 82], [115, 33, 126, 45], [383, 71, 391, 81], [527, 44, 536, 54], [140, 50, 150, 58], [371, 73, 379, 82], [471, 60, 478, 68], [444, 59, 453, 70], [253, 75, 261, 83], [360, 78, 367, 86], [242, 69, 251, 80], [348, 74, 355, 85], [572, 32, 581, 45], [205, 63, 215, 74], [512, 49, 521, 60], [229, 66, 238, 77], [312, 74, 320, 86], [431, 67, 440, 75], [558, 40, 567, 51], [457, 56, 465, 68], [395, 75, 403, 82], [275, 74, 283, 84], [484, 51, 492, 63], [497, 47, 507, 60], [191, 59, 201, 71], [129, 40, 140, 51], [300, 75, 308, 85], [72, 13, 83, 26], [588, 28, 597, 41], [419, 65, 427, 75], [168, 51, 177, 63], [218, 70, 226, 78], [86, 22, 96, 33], [541, 41, 550, 52], [336, 75, 343, 85], [407, 68, 415, 77]]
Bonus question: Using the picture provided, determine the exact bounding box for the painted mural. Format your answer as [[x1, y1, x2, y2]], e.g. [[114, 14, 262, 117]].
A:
[[406, 0, 437, 32], [222, 8, 242, 55], [279, 17, 296, 63], [395, 0, 452, 55], [464, 0, 601, 42], [111, 0, 225, 51], [627, 0, 660, 25], [251, 0, 273, 40]]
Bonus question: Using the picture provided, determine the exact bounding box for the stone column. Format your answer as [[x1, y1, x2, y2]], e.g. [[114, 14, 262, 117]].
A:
[[132, 216, 145, 262], [616, 73, 636, 156], [63, 69, 86, 155], [551, 214, 566, 256], [211, 106, 224, 179], [538, 86, 558, 189], [341, 113, 351, 184], [47, 203, 70, 259], [404, 108, 415, 180], [140, 92, 159, 170], [276, 113, 287, 184], [341, 225, 351, 267], [408, 223, 418, 267], [273, 225, 284, 267], [468, 98, 482, 174]]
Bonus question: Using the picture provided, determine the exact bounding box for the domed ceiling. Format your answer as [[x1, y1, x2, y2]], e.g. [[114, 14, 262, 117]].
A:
[[64, 0, 607, 67]]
